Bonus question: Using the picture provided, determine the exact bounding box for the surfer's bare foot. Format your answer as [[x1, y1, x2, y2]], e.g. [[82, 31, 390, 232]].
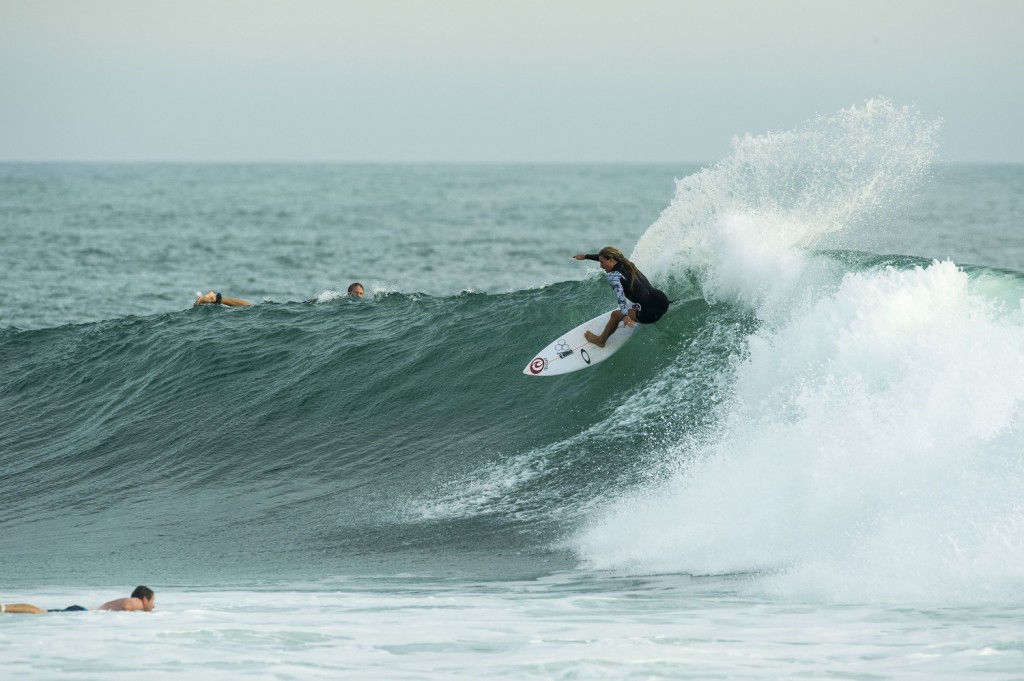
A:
[[584, 331, 606, 347]]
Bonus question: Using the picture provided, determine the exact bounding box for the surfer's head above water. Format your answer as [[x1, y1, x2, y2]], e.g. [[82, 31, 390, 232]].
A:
[[597, 246, 626, 261], [597, 246, 641, 281]]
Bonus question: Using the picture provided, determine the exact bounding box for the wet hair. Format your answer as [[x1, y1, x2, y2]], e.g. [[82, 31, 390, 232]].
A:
[[131, 586, 154, 601], [347, 282, 364, 295], [598, 246, 641, 282]]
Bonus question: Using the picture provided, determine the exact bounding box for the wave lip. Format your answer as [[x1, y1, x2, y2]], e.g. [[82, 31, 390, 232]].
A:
[[633, 98, 941, 304]]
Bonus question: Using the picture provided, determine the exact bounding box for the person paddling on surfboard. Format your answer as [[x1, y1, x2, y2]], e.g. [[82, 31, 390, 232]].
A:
[[1, 586, 156, 614], [573, 247, 669, 348]]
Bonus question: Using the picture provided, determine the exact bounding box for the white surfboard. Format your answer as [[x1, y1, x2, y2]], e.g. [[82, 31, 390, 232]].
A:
[[523, 309, 640, 377]]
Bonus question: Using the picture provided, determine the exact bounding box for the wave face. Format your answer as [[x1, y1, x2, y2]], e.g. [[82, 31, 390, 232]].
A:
[[0, 284, 718, 583], [3, 101, 1024, 603]]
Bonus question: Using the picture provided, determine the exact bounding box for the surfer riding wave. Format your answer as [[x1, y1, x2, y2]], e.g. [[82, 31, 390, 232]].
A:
[[574, 247, 669, 347]]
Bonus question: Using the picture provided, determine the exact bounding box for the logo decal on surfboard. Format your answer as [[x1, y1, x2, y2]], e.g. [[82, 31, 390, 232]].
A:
[[528, 357, 547, 374]]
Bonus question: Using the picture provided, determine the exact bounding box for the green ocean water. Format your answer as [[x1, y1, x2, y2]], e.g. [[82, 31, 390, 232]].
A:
[[3, 101, 1024, 680], [2, 158, 1022, 586]]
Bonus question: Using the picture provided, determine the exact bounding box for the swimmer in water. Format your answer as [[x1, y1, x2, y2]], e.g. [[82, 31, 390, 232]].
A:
[[194, 282, 365, 307]]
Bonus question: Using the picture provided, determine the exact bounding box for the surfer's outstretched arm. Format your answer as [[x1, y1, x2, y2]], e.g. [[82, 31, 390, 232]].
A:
[[194, 291, 252, 307]]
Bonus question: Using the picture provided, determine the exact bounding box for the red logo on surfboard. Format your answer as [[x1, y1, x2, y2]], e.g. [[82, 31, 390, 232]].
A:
[[528, 357, 546, 374]]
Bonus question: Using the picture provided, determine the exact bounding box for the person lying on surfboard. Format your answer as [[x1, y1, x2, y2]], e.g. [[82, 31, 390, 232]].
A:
[[1, 586, 156, 613], [573, 247, 669, 347]]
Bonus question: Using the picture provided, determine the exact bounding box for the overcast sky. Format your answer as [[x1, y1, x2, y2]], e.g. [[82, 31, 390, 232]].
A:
[[1, 0, 1021, 163]]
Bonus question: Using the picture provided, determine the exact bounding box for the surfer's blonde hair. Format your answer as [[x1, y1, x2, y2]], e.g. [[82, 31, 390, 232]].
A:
[[598, 246, 641, 282]]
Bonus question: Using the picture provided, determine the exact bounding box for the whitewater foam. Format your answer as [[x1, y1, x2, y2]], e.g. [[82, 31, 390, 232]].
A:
[[576, 100, 1024, 602], [576, 260, 1024, 602], [633, 99, 940, 299]]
